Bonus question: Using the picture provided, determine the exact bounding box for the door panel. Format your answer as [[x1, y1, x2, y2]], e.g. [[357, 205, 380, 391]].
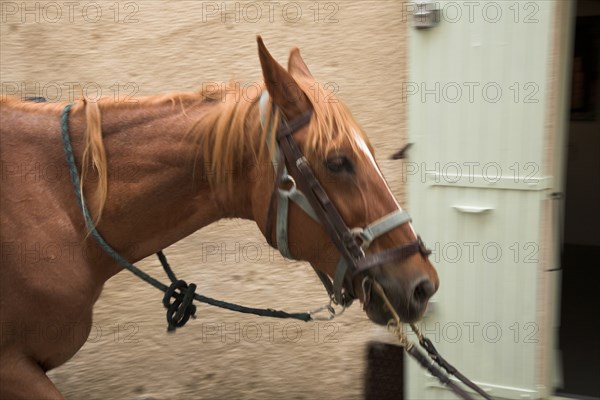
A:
[[404, 1, 559, 398]]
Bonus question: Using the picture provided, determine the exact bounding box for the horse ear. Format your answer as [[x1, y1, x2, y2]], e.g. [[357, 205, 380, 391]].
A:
[[257, 36, 311, 119], [288, 48, 314, 80]]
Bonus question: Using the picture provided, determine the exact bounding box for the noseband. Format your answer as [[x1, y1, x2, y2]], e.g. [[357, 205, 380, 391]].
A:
[[260, 92, 431, 308]]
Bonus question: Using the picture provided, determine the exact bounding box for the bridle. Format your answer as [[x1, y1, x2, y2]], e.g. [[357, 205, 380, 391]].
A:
[[260, 93, 492, 400], [260, 92, 431, 309]]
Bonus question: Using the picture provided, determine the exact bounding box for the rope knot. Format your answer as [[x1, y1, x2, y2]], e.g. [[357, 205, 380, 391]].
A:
[[162, 280, 197, 332]]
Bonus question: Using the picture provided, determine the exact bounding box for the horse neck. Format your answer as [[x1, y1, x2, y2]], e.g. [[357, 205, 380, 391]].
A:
[[86, 98, 261, 268]]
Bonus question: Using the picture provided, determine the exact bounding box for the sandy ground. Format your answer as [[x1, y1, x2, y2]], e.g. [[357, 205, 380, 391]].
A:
[[1, 1, 410, 398]]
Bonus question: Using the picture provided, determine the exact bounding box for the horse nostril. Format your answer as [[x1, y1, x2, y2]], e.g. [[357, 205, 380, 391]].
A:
[[412, 279, 435, 304]]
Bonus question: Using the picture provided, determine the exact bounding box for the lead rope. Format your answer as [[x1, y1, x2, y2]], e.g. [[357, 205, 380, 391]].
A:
[[60, 103, 315, 331], [371, 280, 492, 400], [409, 323, 493, 399]]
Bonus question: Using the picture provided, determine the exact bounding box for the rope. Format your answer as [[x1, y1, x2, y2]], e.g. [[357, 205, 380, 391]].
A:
[[60, 103, 312, 330], [372, 280, 491, 400], [163, 280, 197, 332], [60, 103, 169, 292]]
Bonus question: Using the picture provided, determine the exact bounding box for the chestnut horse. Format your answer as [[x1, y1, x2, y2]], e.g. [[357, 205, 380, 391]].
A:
[[0, 37, 438, 399]]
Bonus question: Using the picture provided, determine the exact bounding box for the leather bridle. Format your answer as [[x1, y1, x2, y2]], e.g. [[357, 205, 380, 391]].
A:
[[259, 93, 494, 400], [260, 92, 431, 308]]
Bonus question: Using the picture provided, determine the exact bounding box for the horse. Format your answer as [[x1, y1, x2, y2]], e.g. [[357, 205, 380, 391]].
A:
[[0, 37, 439, 399]]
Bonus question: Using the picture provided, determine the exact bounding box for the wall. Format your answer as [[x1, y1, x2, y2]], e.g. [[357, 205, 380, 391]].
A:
[[1, 1, 410, 399]]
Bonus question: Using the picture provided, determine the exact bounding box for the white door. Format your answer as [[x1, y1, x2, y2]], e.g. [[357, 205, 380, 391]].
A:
[[404, 1, 571, 398]]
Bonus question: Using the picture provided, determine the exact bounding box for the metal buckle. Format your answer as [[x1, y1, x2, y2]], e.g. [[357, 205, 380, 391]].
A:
[[350, 227, 372, 250], [277, 175, 296, 194], [308, 299, 346, 321], [342, 231, 365, 259]]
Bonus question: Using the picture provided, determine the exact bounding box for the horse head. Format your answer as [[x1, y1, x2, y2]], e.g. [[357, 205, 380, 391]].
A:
[[253, 37, 439, 324]]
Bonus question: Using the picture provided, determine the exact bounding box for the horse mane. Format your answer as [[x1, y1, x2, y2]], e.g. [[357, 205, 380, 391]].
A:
[[78, 92, 208, 224], [1, 93, 203, 225], [1, 77, 371, 223], [188, 77, 372, 194]]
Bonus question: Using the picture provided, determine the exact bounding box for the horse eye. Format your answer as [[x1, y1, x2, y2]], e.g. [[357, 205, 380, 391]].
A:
[[325, 156, 354, 174]]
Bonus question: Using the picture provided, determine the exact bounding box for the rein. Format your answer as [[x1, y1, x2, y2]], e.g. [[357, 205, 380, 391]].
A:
[[60, 103, 315, 331], [371, 280, 492, 400]]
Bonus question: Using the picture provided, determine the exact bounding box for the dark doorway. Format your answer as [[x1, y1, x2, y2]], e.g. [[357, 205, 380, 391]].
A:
[[556, 1, 600, 398]]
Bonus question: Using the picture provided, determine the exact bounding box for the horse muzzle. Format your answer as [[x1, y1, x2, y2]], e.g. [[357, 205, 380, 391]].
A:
[[362, 273, 438, 325]]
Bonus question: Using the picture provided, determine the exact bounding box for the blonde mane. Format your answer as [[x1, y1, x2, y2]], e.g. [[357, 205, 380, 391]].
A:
[[189, 77, 371, 194], [2, 77, 371, 222]]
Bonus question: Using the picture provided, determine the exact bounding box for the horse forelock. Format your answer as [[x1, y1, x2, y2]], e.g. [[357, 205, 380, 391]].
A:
[[191, 78, 372, 195], [294, 77, 372, 158]]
